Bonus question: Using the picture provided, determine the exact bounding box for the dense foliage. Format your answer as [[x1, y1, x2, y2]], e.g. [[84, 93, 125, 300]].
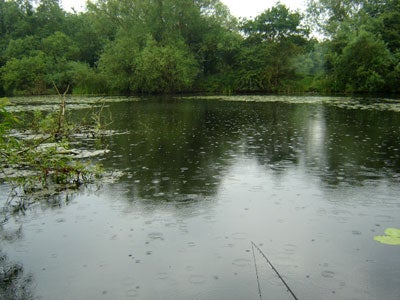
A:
[[0, 0, 399, 95], [307, 0, 400, 93]]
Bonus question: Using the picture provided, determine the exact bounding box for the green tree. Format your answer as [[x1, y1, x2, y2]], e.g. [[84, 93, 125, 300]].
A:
[[193, 1, 242, 93], [33, 0, 66, 38], [306, 0, 363, 37], [237, 4, 309, 92], [1, 30, 83, 94], [67, 61, 106, 94], [133, 37, 199, 93], [93, 0, 238, 94], [3, 36, 39, 60], [41, 31, 79, 61], [0, 0, 34, 41], [1, 52, 47, 94], [242, 3, 309, 42], [63, 12, 105, 66], [97, 35, 140, 93], [307, 0, 400, 93], [334, 30, 394, 92], [0, 0, 35, 70]]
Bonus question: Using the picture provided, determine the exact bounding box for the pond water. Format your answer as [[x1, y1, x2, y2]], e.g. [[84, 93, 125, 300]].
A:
[[1, 95, 400, 300]]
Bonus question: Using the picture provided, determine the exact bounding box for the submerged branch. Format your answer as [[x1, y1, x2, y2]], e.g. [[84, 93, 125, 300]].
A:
[[53, 82, 70, 140], [0, 95, 112, 224]]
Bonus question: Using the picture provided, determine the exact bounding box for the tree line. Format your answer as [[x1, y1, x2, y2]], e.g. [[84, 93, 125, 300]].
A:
[[0, 0, 399, 96]]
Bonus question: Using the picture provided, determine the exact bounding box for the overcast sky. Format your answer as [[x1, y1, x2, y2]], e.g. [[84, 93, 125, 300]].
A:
[[62, 0, 308, 17]]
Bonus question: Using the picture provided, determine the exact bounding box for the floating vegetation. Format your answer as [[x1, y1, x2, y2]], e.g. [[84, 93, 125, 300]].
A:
[[374, 228, 400, 245], [0, 94, 129, 225], [6, 96, 141, 113], [180, 95, 400, 113]]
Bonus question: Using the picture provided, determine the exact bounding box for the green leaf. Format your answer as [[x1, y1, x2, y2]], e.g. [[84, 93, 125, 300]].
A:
[[384, 228, 400, 238], [374, 228, 400, 245], [0, 97, 10, 106], [374, 235, 400, 246]]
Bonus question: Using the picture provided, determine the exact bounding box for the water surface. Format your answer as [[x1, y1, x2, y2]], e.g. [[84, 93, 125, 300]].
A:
[[1, 95, 400, 300]]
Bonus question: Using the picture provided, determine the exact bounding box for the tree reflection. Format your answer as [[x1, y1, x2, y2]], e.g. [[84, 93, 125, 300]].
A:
[[0, 190, 92, 300], [315, 106, 400, 186], [1, 96, 400, 300], [102, 99, 302, 201], [0, 250, 34, 300], [101, 97, 400, 198]]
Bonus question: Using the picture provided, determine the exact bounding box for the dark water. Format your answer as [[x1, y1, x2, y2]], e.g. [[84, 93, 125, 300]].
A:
[[1, 96, 400, 300]]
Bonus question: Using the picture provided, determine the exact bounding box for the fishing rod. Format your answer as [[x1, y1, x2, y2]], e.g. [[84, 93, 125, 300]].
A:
[[251, 242, 263, 300], [251, 241, 299, 300]]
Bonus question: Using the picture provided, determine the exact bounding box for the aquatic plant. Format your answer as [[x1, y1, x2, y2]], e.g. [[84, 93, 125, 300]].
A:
[[0, 94, 107, 223], [374, 228, 400, 246]]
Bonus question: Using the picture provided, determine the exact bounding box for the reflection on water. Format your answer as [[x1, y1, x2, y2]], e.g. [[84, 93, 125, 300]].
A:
[[98, 98, 400, 201], [1, 96, 400, 300], [0, 246, 34, 299]]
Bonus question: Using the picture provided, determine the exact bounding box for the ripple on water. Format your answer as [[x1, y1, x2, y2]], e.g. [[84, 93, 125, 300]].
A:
[[374, 215, 394, 223], [121, 277, 136, 287], [321, 270, 335, 278], [147, 232, 164, 240], [232, 258, 251, 267], [189, 274, 206, 284], [331, 209, 352, 216], [231, 232, 248, 240], [126, 289, 139, 298], [203, 215, 215, 222], [283, 244, 297, 255], [156, 272, 168, 280], [185, 266, 195, 272], [267, 275, 286, 287]]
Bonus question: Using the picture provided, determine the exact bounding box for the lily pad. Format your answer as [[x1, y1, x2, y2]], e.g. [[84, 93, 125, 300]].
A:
[[384, 228, 400, 238], [374, 228, 400, 245]]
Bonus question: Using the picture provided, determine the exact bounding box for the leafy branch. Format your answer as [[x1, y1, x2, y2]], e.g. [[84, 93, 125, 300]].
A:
[[0, 94, 108, 223]]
